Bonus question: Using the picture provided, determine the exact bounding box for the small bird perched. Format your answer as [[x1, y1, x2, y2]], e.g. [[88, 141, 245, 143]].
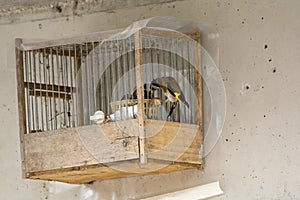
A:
[[150, 76, 189, 118]]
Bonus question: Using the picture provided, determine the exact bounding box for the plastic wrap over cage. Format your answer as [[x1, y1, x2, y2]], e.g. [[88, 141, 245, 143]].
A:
[[15, 16, 225, 184]]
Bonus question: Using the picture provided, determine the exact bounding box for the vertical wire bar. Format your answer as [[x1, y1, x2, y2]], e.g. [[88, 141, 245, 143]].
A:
[[192, 41, 197, 124], [32, 51, 39, 131], [38, 49, 44, 130], [25, 51, 31, 133], [106, 43, 110, 115], [170, 38, 174, 121], [176, 39, 181, 122], [97, 42, 102, 111], [109, 41, 115, 115], [155, 39, 164, 120], [91, 41, 96, 115], [104, 43, 108, 115], [122, 39, 129, 118], [126, 40, 131, 117], [62, 47, 70, 127], [110, 42, 117, 117], [43, 49, 49, 130], [192, 43, 196, 124], [96, 42, 101, 112], [28, 51, 35, 131], [80, 44, 85, 125], [115, 41, 120, 119], [180, 39, 187, 123], [63, 47, 68, 128], [99, 42, 105, 113], [149, 37, 155, 119], [187, 41, 193, 124], [116, 40, 122, 120], [50, 48, 57, 130], [104, 41, 110, 116], [171, 38, 178, 122], [66, 47, 70, 127], [56, 47, 61, 128], [74, 44, 78, 127], [49, 49, 53, 129], [98, 42, 102, 112], [143, 37, 148, 118], [111, 42, 116, 116], [69, 47, 74, 127], [131, 37, 136, 117], [164, 38, 168, 121], [163, 38, 170, 121], [94, 42, 99, 112], [189, 42, 195, 124], [85, 43, 91, 125], [146, 37, 152, 118], [33, 50, 39, 131]]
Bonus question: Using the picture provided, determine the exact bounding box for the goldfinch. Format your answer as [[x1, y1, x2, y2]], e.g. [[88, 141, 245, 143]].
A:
[[150, 76, 189, 118]]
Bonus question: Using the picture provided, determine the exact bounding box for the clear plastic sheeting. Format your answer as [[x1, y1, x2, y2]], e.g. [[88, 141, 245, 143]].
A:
[[75, 16, 225, 161], [47, 173, 224, 200], [20, 16, 225, 199]]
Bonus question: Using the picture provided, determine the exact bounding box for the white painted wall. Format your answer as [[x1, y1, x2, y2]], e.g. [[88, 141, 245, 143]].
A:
[[0, 0, 299, 199]]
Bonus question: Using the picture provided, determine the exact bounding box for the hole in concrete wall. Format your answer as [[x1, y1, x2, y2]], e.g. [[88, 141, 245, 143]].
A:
[[56, 5, 62, 13], [240, 84, 251, 95]]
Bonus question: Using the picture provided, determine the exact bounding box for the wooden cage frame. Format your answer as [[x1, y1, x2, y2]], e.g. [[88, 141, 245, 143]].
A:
[[15, 28, 203, 184]]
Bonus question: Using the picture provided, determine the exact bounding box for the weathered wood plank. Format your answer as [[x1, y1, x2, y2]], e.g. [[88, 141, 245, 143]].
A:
[[146, 120, 202, 164], [15, 38, 27, 177], [27, 159, 201, 184], [135, 31, 147, 164], [25, 122, 139, 172], [141, 28, 196, 42], [18, 29, 122, 51]]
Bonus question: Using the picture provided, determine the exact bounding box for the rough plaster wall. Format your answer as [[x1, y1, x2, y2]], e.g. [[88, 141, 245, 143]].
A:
[[0, 0, 183, 25], [0, 0, 300, 199]]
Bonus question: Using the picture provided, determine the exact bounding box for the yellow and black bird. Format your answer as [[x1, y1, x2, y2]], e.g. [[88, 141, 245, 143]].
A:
[[150, 76, 189, 118]]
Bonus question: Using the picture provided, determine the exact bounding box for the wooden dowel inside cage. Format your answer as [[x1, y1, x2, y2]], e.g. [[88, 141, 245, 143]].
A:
[[24, 82, 75, 93], [28, 90, 72, 100], [135, 31, 147, 164]]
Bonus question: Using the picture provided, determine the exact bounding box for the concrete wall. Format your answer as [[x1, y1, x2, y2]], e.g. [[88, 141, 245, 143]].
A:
[[0, 0, 299, 199]]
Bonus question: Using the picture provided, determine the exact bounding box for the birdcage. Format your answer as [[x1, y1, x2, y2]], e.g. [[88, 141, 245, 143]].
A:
[[15, 17, 203, 184]]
